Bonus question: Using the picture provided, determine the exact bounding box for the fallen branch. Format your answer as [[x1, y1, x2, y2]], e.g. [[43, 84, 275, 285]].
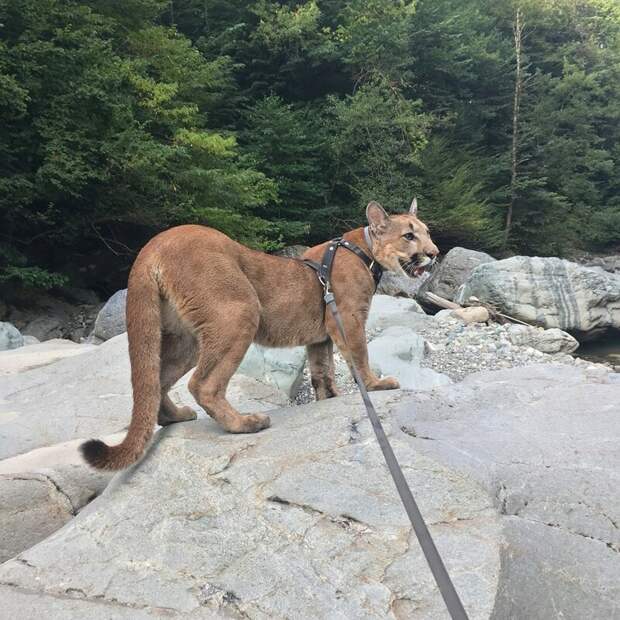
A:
[[424, 292, 461, 310], [424, 292, 534, 327]]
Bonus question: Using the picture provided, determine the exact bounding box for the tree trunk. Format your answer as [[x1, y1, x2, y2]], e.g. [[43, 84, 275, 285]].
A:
[[504, 7, 524, 246]]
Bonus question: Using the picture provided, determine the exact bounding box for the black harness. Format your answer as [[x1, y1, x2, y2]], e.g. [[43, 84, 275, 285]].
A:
[[303, 237, 383, 292]]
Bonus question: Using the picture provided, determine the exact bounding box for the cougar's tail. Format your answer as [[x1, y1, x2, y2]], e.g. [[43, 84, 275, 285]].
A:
[[81, 266, 162, 470]]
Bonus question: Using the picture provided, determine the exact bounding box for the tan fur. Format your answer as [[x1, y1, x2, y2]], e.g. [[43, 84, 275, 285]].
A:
[[81, 202, 438, 470]]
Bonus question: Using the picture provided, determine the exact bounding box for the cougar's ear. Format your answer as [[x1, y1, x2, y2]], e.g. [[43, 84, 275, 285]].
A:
[[366, 201, 389, 234], [409, 197, 418, 215]]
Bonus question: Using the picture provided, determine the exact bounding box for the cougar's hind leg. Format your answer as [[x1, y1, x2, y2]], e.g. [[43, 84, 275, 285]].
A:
[[188, 301, 270, 434], [307, 338, 339, 400], [158, 331, 198, 426]]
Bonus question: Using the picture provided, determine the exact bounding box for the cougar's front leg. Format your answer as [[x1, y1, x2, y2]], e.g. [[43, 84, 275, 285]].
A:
[[326, 308, 400, 392], [307, 338, 339, 400]]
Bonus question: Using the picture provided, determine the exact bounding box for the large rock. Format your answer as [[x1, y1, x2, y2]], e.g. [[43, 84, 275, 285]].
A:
[[0, 334, 288, 461], [0, 436, 115, 562], [368, 326, 452, 390], [367, 294, 428, 334], [456, 256, 620, 339], [417, 247, 496, 303], [394, 364, 620, 619], [0, 322, 23, 351], [0, 339, 97, 376], [505, 324, 579, 354], [89, 288, 127, 342], [377, 270, 430, 300], [0, 364, 618, 618], [0, 391, 501, 619], [238, 344, 306, 399]]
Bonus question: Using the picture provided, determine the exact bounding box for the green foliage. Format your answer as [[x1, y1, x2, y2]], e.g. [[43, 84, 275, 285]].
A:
[[326, 76, 431, 221], [1, 0, 620, 290]]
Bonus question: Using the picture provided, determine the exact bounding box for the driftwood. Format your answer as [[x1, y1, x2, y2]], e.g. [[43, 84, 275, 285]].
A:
[[425, 292, 461, 310], [425, 292, 532, 327]]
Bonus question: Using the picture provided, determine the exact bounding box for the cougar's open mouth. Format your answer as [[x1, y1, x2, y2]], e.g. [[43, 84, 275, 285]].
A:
[[399, 255, 436, 278]]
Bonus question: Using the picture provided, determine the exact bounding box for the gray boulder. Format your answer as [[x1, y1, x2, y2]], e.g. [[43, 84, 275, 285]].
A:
[[393, 364, 619, 620], [456, 256, 620, 338], [238, 344, 306, 399], [367, 294, 428, 334], [377, 270, 430, 300], [0, 391, 501, 619], [89, 288, 127, 342], [20, 315, 64, 342], [0, 339, 97, 376], [0, 322, 23, 351], [417, 247, 496, 302], [0, 438, 112, 562], [368, 325, 452, 390], [505, 324, 579, 354], [0, 333, 288, 461], [0, 364, 618, 618]]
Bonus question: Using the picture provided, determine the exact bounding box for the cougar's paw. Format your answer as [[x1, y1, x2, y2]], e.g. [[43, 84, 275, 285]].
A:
[[234, 413, 271, 434], [368, 376, 400, 391], [158, 406, 197, 427]]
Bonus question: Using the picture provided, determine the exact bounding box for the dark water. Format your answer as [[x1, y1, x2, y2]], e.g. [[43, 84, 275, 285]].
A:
[[576, 331, 620, 367]]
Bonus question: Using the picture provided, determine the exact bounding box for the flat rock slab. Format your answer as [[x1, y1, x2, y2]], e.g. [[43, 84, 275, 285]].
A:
[[0, 339, 97, 376], [392, 364, 620, 619], [0, 334, 288, 461], [0, 391, 501, 619], [0, 435, 119, 562]]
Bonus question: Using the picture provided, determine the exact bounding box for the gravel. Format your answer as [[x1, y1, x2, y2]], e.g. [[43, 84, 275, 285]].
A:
[[295, 312, 610, 404]]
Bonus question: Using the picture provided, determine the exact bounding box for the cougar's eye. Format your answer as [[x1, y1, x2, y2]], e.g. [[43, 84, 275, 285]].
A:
[[403, 232, 416, 241]]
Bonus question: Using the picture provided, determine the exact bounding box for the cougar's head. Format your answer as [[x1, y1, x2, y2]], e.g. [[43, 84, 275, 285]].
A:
[[366, 198, 439, 278]]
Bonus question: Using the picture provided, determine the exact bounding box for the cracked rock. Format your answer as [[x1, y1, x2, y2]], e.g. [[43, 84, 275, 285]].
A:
[[0, 391, 501, 619]]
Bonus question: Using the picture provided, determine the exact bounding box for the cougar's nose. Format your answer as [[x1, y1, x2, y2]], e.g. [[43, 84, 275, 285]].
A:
[[426, 243, 439, 258]]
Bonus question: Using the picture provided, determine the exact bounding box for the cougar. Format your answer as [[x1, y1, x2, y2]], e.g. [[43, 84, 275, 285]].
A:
[[81, 199, 438, 470]]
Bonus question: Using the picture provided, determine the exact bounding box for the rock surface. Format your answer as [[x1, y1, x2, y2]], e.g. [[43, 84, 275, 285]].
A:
[[368, 326, 452, 390], [456, 256, 620, 338], [0, 321, 23, 351], [1, 364, 618, 619], [417, 247, 496, 303], [0, 334, 289, 461], [0, 436, 114, 562], [0, 391, 502, 619], [0, 339, 97, 376], [505, 324, 579, 354], [393, 364, 620, 620], [89, 288, 127, 343], [238, 344, 307, 399], [377, 270, 430, 300]]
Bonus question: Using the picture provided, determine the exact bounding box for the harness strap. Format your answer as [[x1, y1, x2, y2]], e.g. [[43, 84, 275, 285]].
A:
[[304, 237, 383, 290]]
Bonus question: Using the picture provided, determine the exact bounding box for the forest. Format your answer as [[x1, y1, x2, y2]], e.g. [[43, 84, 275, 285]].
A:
[[1, 0, 619, 292]]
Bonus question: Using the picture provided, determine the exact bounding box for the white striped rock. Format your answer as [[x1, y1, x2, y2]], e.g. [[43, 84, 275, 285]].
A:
[[456, 256, 620, 339]]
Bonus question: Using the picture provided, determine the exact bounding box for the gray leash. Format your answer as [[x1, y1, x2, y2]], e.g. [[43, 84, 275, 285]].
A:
[[324, 288, 469, 620]]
